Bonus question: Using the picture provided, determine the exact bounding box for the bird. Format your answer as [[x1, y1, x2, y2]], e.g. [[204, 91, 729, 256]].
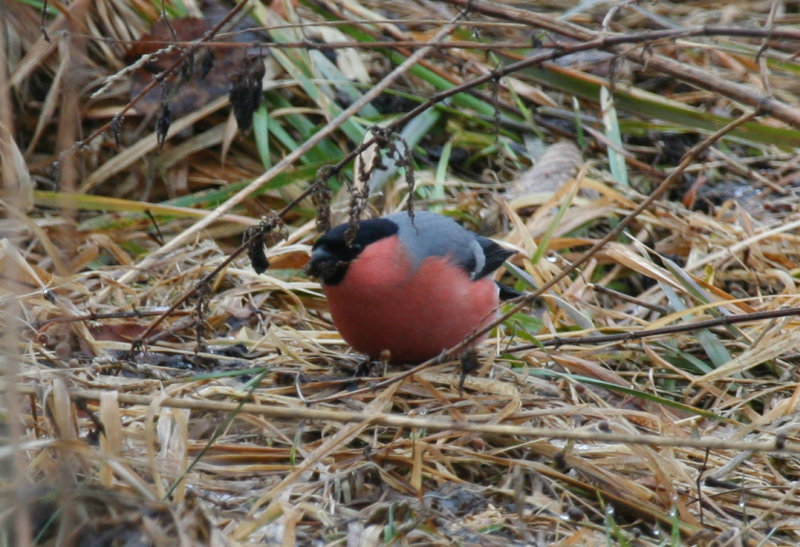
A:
[[308, 211, 517, 363]]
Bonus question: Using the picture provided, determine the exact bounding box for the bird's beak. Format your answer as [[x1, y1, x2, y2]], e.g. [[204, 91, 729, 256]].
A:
[[308, 247, 351, 285], [307, 247, 334, 279]]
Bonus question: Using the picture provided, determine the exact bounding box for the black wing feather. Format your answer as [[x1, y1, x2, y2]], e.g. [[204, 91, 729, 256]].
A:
[[475, 236, 515, 279]]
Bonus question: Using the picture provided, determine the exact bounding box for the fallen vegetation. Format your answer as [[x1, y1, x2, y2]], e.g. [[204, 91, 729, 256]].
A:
[[4, 0, 800, 544]]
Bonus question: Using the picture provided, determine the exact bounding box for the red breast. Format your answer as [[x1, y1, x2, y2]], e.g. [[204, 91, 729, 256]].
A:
[[322, 235, 499, 363]]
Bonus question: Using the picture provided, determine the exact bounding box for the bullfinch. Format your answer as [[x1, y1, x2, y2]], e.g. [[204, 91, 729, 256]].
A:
[[308, 211, 517, 363]]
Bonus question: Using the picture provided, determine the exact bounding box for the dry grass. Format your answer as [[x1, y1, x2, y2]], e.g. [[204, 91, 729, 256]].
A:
[[4, 0, 800, 545]]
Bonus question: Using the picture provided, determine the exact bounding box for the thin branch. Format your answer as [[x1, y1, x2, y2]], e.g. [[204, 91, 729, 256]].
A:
[[6, 385, 798, 455], [510, 305, 800, 352], [73, 25, 800, 52]]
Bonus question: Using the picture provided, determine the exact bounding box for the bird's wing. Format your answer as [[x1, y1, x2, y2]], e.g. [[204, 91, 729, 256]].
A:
[[475, 236, 516, 279], [388, 211, 514, 280]]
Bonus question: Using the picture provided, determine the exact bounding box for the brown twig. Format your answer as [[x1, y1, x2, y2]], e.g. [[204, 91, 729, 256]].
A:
[[74, 26, 800, 53], [34, 309, 192, 331], [8, 385, 800, 455], [589, 283, 670, 315], [510, 305, 800, 352]]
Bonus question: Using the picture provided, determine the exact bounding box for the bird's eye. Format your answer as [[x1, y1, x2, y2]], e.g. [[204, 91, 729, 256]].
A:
[[351, 243, 362, 253]]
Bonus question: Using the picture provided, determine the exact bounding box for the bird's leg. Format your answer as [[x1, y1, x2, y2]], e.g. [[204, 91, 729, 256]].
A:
[[353, 356, 377, 377], [458, 348, 481, 395]]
